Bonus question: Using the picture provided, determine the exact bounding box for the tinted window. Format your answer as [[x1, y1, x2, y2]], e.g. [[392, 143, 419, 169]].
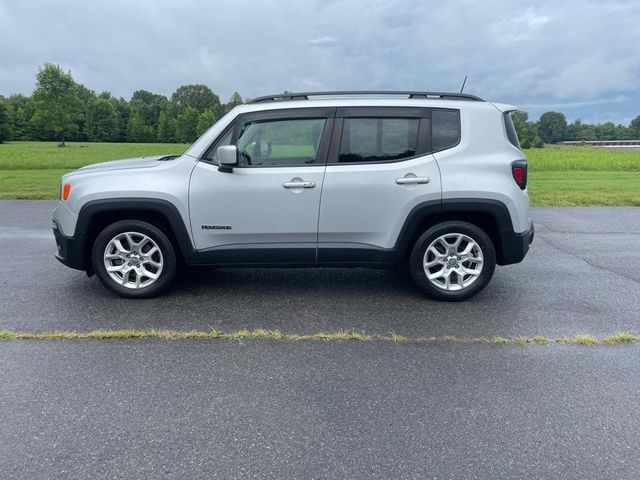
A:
[[432, 109, 460, 151], [236, 118, 326, 166], [339, 118, 419, 163], [504, 113, 521, 149]]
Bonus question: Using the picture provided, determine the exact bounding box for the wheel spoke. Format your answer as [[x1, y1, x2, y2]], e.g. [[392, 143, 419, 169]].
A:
[[142, 266, 159, 279], [460, 243, 475, 255], [461, 264, 481, 274], [113, 238, 129, 254], [427, 267, 445, 280]]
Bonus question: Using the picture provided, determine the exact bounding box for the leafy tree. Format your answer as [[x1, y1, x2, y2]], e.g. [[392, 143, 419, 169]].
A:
[[175, 106, 200, 143], [532, 136, 544, 148], [5, 95, 33, 140], [110, 96, 130, 142], [630, 115, 640, 139], [130, 90, 168, 127], [86, 98, 118, 141], [31, 64, 83, 145], [195, 110, 215, 137], [126, 112, 154, 142], [538, 111, 567, 144], [171, 84, 221, 116], [156, 111, 176, 143], [0, 99, 12, 142], [224, 92, 244, 114], [598, 122, 617, 141]]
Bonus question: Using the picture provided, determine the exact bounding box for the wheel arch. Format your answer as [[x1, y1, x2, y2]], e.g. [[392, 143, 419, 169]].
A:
[[396, 199, 515, 265], [76, 198, 199, 274]]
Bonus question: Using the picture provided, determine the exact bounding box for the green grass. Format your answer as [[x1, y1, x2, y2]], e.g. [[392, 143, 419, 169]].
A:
[[525, 145, 640, 206], [0, 328, 638, 345], [1, 142, 639, 205], [526, 145, 640, 172], [0, 141, 189, 199], [0, 169, 69, 199], [528, 171, 640, 206], [0, 141, 189, 170]]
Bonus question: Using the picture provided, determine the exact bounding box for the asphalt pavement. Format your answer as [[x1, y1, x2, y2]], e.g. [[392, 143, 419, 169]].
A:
[[1, 339, 639, 480], [1, 201, 640, 479], [0, 201, 639, 337]]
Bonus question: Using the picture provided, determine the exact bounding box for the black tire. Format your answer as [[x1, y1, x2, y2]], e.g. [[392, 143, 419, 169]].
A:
[[409, 221, 496, 301], [92, 220, 177, 298]]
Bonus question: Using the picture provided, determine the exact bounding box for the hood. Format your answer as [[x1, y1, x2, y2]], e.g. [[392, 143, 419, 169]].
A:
[[66, 155, 178, 176]]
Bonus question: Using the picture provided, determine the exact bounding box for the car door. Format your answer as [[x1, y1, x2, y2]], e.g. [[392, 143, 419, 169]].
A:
[[317, 107, 442, 263], [189, 107, 335, 264]]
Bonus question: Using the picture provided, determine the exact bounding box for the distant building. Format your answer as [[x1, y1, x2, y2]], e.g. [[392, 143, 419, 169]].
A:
[[558, 140, 640, 148]]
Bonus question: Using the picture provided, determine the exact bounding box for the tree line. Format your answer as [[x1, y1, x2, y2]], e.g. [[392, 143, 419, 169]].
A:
[[1, 63, 639, 146], [512, 111, 640, 148], [0, 63, 243, 145]]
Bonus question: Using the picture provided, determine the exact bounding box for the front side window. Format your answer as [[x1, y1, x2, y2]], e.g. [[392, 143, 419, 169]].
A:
[[338, 118, 419, 163], [432, 109, 460, 151], [235, 118, 326, 167]]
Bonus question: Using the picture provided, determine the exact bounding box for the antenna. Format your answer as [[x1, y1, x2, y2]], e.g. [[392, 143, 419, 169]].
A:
[[460, 75, 468, 93]]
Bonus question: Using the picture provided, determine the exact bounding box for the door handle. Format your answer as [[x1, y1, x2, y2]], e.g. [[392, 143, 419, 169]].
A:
[[396, 176, 430, 185], [283, 181, 316, 189]]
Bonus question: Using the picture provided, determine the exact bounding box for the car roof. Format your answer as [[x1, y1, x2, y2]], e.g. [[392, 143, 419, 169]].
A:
[[233, 97, 502, 115]]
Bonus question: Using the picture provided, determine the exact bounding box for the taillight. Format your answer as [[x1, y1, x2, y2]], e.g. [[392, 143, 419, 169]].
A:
[[512, 161, 527, 190]]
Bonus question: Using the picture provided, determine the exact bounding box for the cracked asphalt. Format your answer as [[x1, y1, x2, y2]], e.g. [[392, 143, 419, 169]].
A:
[[1, 201, 640, 479], [0, 201, 638, 337]]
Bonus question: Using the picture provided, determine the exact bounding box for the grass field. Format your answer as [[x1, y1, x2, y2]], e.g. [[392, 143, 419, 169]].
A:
[[526, 146, 640, 206], [0, 142, 188, 200], [0, 142, 639, 205]]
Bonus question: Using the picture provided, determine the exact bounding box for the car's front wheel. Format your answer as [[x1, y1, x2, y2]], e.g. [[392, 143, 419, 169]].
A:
[[92, 220, 177, 298], [409, 221, 496, 301]]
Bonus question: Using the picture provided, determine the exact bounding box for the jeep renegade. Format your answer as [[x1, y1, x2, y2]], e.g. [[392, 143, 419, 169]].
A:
[[52, 91, 534, 301]]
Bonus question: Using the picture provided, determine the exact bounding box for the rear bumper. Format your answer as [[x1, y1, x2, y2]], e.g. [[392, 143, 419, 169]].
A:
[[498, 221, 534, 265], [52, 220, 86, 271]]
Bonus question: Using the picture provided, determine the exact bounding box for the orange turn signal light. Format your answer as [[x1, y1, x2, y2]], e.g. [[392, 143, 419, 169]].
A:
[[62, 182, 71, 200]]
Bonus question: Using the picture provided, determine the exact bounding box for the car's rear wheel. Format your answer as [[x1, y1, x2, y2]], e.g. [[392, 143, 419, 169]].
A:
[[92, 220, 176, 298], [409, 221, 496, 301]]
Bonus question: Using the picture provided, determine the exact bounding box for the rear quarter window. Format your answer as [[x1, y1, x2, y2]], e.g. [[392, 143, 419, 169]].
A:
[[504, 112, 521, 149], [431, 109, 460, 151]]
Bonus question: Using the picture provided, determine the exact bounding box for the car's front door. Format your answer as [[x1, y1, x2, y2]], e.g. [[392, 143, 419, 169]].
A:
[[189, 108, 335, 264]]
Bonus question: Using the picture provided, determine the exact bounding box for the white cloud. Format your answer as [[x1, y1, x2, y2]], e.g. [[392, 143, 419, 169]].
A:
[[0, 0, 639, 123]]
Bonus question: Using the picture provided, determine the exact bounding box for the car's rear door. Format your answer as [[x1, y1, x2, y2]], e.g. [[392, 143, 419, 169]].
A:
[[317, 107, 442, 263]]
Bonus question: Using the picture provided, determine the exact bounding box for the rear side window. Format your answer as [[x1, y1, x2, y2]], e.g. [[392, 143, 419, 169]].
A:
[[339, 118, 419, 163], [431, 109, 460, 151], [504, 113, 521, 149]]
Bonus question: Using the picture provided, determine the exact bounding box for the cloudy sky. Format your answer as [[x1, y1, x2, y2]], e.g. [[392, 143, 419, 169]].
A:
[[1, 0, 639, 124]]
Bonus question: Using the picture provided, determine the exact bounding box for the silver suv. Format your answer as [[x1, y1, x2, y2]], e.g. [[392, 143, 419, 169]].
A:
[[52, 91, 534, 301]]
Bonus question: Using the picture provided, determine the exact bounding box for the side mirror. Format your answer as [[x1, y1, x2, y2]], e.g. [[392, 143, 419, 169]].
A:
[[217, 145, 238, 173]]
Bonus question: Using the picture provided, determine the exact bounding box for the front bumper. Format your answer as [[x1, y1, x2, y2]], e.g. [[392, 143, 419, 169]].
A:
[[52, 220, 86, 271], [498, 221, 534, 265]]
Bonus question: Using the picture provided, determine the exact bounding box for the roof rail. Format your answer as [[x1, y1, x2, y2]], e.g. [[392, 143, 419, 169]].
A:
[[247, 90, 484, 104]]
